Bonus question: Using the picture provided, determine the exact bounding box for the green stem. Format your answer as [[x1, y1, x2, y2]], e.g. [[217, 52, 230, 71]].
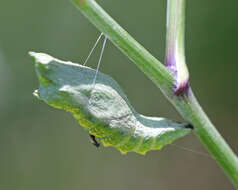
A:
[[73, 0, 238, 187], [73, 0, 174, 93], [173, 89, 238, 187]]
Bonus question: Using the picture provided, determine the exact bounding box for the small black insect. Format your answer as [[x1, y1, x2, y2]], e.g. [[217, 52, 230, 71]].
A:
[[185, 124, 194, 129], [89, 134, 100, 148]]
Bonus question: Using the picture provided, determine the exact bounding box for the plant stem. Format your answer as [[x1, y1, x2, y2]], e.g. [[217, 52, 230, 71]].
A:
[[165, 0, 189, 94], [73, 0, 175, 93], [73, 0, 238, 187], [173, 88, 238, 187]]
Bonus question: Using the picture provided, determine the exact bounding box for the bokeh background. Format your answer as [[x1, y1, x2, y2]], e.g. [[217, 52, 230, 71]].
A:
[[0, 0, 238, 189]]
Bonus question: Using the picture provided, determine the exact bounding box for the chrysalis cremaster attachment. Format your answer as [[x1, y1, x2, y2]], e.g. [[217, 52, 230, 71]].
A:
[[30, 52, 192, 155]]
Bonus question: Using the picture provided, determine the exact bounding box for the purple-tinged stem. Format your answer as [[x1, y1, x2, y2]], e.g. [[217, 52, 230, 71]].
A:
[[165, 0, 189, 95]]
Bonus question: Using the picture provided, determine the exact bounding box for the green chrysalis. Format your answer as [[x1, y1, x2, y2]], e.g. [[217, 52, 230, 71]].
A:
[[30, 52, 192, 155]]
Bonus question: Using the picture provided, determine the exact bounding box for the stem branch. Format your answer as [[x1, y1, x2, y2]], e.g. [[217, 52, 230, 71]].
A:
[[165, 0, 189, 94]]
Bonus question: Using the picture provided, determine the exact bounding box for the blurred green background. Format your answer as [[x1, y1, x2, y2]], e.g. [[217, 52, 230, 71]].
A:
[[0, 0, 238, 189]]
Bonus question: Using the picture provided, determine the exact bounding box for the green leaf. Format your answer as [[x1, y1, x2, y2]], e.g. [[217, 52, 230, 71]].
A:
[[30, 52, 192, 155]]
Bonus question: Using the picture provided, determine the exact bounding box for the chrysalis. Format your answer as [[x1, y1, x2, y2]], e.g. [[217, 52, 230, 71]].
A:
[[30, 52, 192, 155]]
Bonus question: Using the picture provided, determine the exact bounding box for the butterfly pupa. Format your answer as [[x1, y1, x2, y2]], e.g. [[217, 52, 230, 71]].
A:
[[30, 52, 192, 155]]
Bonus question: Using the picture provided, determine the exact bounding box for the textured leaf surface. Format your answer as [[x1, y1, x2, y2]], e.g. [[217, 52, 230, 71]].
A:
[[30, 52, 192, 154]]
